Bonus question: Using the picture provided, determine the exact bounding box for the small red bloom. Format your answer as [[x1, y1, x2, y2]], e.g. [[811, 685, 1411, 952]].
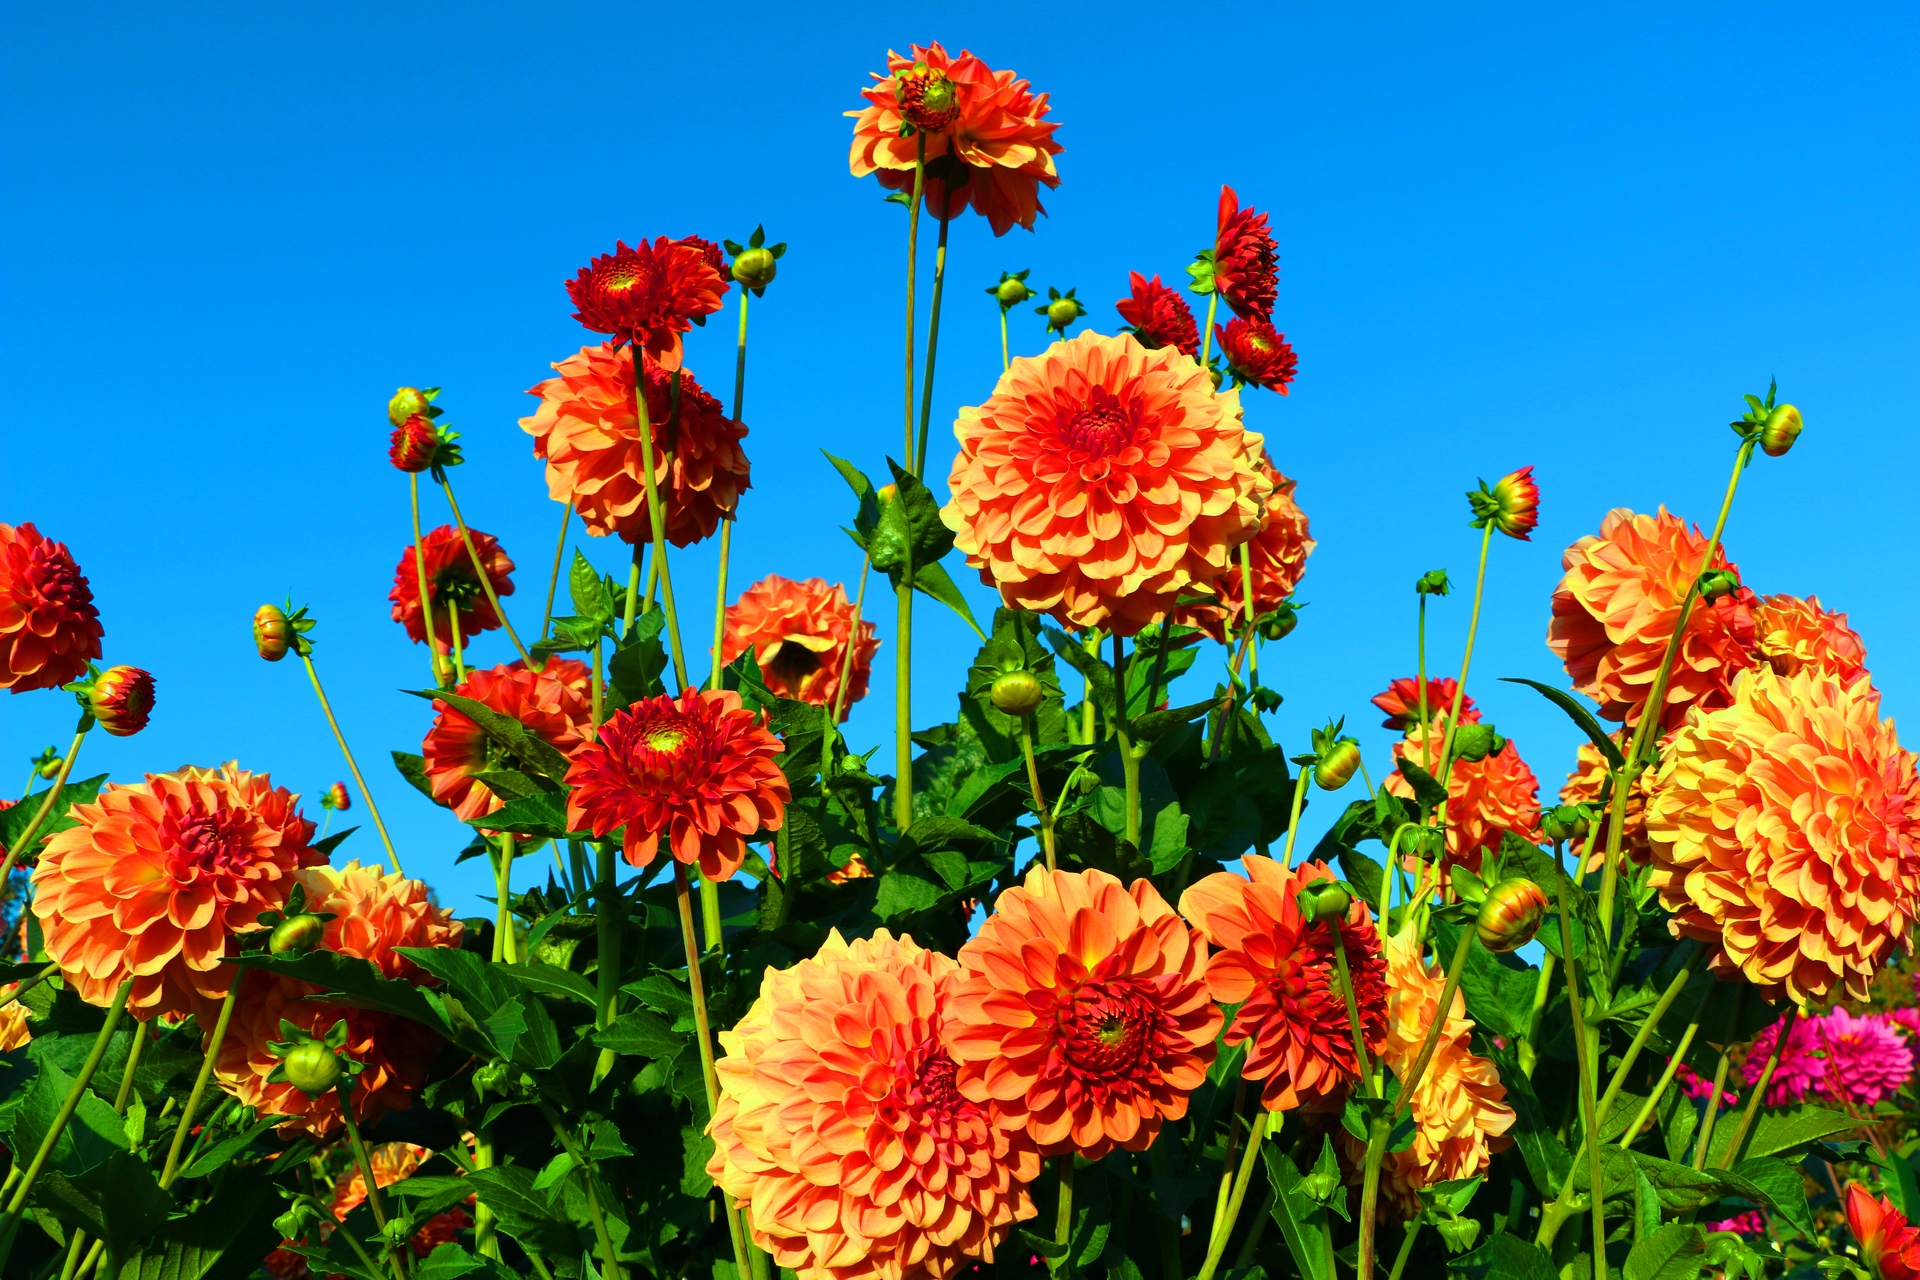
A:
[[1216, 317, 1298, 394], [1471, 467, 1540, 540], [564, 688, 788, 882], [1116, 272, 1199, 356], [388, 415, 438, 473], [322, 782, 350, 812], [388, 525, 515, 654], [0, 523, 103, 694], [88, 665, 154, 737], [1214, 186, 1278, 321], [1371, 677, 1479, 730], [1849, 1184, 1920, 1280], [566, 237, 728, 372]]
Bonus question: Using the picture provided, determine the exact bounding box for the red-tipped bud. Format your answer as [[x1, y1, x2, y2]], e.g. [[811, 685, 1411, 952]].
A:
[[388, 386, 433, 427], [896, 64, 960, 133], [283, 1041, 343, 1096], [1476, 877, 1549, 953], [1468, 466, 1539, 540], [388, 415, 438, 473], [87, 666, 154, 737], [254, 604, 291, 662], [989, 670, 1045, 715], [1314, 738, 1362, 791], [1760, 404, 1803, 458], [321, 781, 351, 812]]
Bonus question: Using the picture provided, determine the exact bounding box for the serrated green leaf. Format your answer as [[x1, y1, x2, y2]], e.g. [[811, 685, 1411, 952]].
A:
[[404, 688, 573, 781], [1624, 1222, 1705, 1280], [593, 1009, 684, 1060], [569, 550, 615, 624]]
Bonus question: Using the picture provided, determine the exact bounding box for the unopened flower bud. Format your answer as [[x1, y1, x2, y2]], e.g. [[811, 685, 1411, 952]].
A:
[[1313, 739, 1362, 791], [1434, 1215, 1482, 1253], [1415, 569, 1451, 597], [388, 415, 438, 473], [254, 604, 291, 662], [321, 781, 351, 812], [1466, 466, 1540, 541], [1540, 803, 1592, 844], [1450, 723, 1502, 763], [473, 1059, 511, 1098], [387, 386, 432, 427], [1208, 366, 1224, 391], [1759, 404, 1802, 458], [988, 273, 1035, 309], [88, 666, 154, 737], [731, 247, 777, 291], [30, 746, 61, 781], [1259, 603, 1299, 642], [1476, 877, 1549, 953], [1043, 297, 1083, 334], [269, 913, 328, 956], [1697, 568, 1741, 604], [896, 65, 959, 133], [989, 670, 1045, 715], [284, 1041, 344, 1096], [1296, 879, 1352, 924]]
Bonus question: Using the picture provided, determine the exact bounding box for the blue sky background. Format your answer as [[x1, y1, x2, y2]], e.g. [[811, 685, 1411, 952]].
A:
[[3, 3, 1915, 915]]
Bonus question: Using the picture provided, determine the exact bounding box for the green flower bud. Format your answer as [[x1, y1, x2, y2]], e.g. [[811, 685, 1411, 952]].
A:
[[1476, 877, 1549, 953], [1759, 403, 1802, 457], [1540, 803, 1592, 844], [989, 669, 1045, 715], [388, 386, 432, 427], [1697, 568, 1741, 604], [1295, 879, 1352, 924], [268, 914, 328, 957], [1313, 739, 1363, 791], [731, 247, 777, 291], [989, 273, 1035, 308], [284, 1041, 344, 1097]]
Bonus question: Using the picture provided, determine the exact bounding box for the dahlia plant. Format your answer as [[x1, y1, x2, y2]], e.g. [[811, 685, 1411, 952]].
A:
[[3, 39, 1920, 1280]]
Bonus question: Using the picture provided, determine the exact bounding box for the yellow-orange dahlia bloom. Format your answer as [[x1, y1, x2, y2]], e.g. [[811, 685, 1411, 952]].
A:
[[330, 1142, 474, 1257], [1384, 720, 1541, 875], [421, 659, 593, 823], [522, 342, 750, 546], [215, 861, 461, 1136], [0, 986, 30, 1051], [32, 764, 322, 1020], [1548, 507, 1759, 731], [1177, 454, 1313, 641], [1753, 593, 1867, 684], [943, 866, 1219, 1158], [1644, 668, 1920, 1003], [1341, 929, 1513, 1218], [1561, 735, 1654, 872], [708, 929, 1039, 1280], [721, 575, 879, 718], [848, 43, 1062, 237], [1180, 857, 1387, 1113], [941, 330, 1271, 636]]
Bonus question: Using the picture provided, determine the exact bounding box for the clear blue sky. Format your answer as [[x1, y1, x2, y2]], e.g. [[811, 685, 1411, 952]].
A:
[[4, 3, 1915, 915]]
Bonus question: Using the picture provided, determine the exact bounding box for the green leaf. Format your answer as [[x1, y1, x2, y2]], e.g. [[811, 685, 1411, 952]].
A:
[[499, 963, 599, 1008], [569, 550, 615, 625], [113, 1174, 277, 1280], [416, 1243, 516, 1280], [822, 451, 881, 541], [875, 871, 946, 920], [1725, 1157, 1814, 1239], [682, 1125, 716, 1196], [1335, 846, 1386, 915], [1880, 1148, 1920, 1222], [402, 688, 573, 782], [623, 972, 694, 1023], [0, 773, 107, 852], [1261, 1145, 1332, 1280], [392, 751, 437, 802], [1501, 678, 1625, 770], [229, 950, 485, 1058], [593, 1009, 685, 1060], [1130, 698, 1217, 743], [1452, 1232, 1558, 1280], [867, 458, 955, 585], [911, 561, 984, 639], [1044, 627, 1116, 718], [608, 611, 669, 705], [1706, 1103, 1857, 1165], [469, 769, 544, 802], [33, 1150, 171, 1262], [1395, 758, 1448, 812], [177, 1115, 280, 1179], [463, 1165, 579, 1261], [465, 791, 571, 838], [1624, 1222, 1706, 1280], [5, 1056, 128, 1178]]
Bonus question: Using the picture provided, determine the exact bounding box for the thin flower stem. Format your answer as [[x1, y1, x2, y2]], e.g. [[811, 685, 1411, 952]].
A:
[[914, 211, 953, 478], [1018, 721, 1057, 870], [1233, 1187, 1276, 1269], [903, 134, 926, 471], [439, 475, 530, 664], [471, 1127, 501, 1260], [1692, 1048, 1734, 1170], [708, 521, 733, 692], [1619, 974, 1717, 1149], [999, 308, 1010, 373], [1237, 541, 1260, 684], [1081, 631, 1102, 747], [1356, 1115, 1391, 1280], [674, 863, 754, 1280], [1112, 637, 1142, 850], [110, 1018, 147, 1113], [342, 1095, 410, 1280], [894, 579, 915, 832], [589, 639, 604, 730], [1277, 763, 1311, 870], [302, 654, 402, 875], [1197, 291, 1220, 370], [701, 867, 724, 958], [161, 969, 244, 1186], [1416, 596, 1432, 746], [1719, 1003, 1798, 1169], [829, 556, 871, 725], [1196, 1110, 1269, 1280], [1055, 1155, 1076, 1278], [1, 964, 58, 1014], [540, 500, 574, 644], [0, 722, 90, 889], [1326, 918, 1373, 1087], [1598, 438, 1756, 940], [1387, 1220, 1423, 1280], [410, 474, 443, 683], [590, 833, 621, 1090], [1559, 928, 1606, 1280], [492, 835, 518, 963], [623, 542, 643, 639], [539, 1101, 627, 1280], [58, 1229, 89, 1280], [1436, 522, 1494, 795], [1211, 1080, 1249, 1227], [629, 353, 690, 690], [448, 600, 466, 686]]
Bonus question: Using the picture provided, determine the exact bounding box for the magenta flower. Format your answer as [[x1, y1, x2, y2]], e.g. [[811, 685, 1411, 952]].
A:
[[1743, 1015, 1827, 1105], [1818, 1009, 1913, 1107]]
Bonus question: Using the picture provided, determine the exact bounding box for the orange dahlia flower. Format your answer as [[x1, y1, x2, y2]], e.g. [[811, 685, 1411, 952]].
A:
[[565, 688, 788, 882], [1213, 187, 1278, 321], [1177, 454, 1314, 641], [1371, 677, 1477, 731], [421, 659, 593, 823], [331, 1142, 474, 1256], [32, 764, 322, 1019], [1561, 735, 1654, 871], [1547, 507, 1759, 731], [944, 866, 1218, 1158], [0, 522, 103, 694], [942, 330, 1271, 636], [1753, 593, 1867, 684], [1342, 929, 1513, 1218], [1116, 272, 1198, 357], [215, 861, 461, 1135], [1848, 1184, 1920, 1280], [848, 43, 1062, 237], [1180, 856, 1386, 1112], [722, 575, 879, 718], [522, 343, 750, 547], [708, 929, 1039, 1280], [389, 524, 515, 654], [566, 236, 728, 372], [1644, 668, 1920, 1004], [1384, 720, 1541, 875]]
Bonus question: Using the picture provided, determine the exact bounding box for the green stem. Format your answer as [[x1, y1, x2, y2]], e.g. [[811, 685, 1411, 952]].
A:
[[591, 835, 621, 1087], [301, 654, 402, 875], [439, 475, 530, 664], [894, 575, 915, 832], [590, 636, 604, 729], [1237, 541, 1260, 684], [1356, 1115, 1391, 1280], [623, 542, 643, 641], [471, 1127, 501, 1260], [1055, 1155, 1076, 1279], [902, 135, 926, 471], [828, 557, 871, 725], [675, 863, 753, 1279], [1387, 1219, 1423, 1280], [1558, 915, 1606, 1280], [999, 308, 1010, 373], [540, 500, 573, 644], [1080, 631, 1102, 747], [1112, 636, 1141, 850], [0, 721, 90, 889], [1691, 1048, 1734, 1170], [411, 474, 444, 684], [58, 1229, 89, 1280], [342, 1094, 410, 1280], [448, 599, 466, 685], [1277, 759, 1311, 870], [914, 211, 953, 478], [1718, 1003, 1797, 1169], [1233, 1186, 1275, 1269], [534, 1101, 625, 1280], [492, 835, 517, 963], [1196, 1110, 1269, 1280], [701, 869, 724, 957], [1019, 721, 1057, 870], [1435, 523, 1494, 796], [1619, 975, 1717, 1149], [161, 969, 244, 1186], [1520, 951, 1556, 1079], [110, 1018, 147, 1113], [1326, 917, 1373, 1088], [1416, 596, 1431, 747], [1197, 291, 1220, 370], [628, 350, 690, 690]]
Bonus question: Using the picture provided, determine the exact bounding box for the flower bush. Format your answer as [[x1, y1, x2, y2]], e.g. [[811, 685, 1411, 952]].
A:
[[1, 40, 1916, 1280]]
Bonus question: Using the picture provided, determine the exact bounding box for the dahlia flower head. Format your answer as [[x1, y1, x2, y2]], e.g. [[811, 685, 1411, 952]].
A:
[[1744, 1009, 1915, 1108], [331, 1142, 474, 1257], [1215, 318, 1297, 395], [1644, 666, 1920, 1003], [1849, 1184, 1920, 1280], [1371, 677, 1477, 732], [1561, 734, 1654, 872], [1176, 455, 1314, 642], [709, 929, 1039, 1280], [566, 235, 728, 371], [722, 575, 879, 718], [1213, 186, 1278, 321], [1384, 718, 1541, 875], [389, 524, 515, 653], [1739, 1010, 1823, 1106], [942, 330, 1272, 637], [1548, 507, 1759, 732], [1342, 929, 1514, 1219], [848, 43, 1062, 237], [944, 866, 1219, 1158], [565, 687, 789, 881], [1753, 593, 1868, 684], [0, 522, 103, 694], [1705, 1211, 1767, 1237], [421, 658, 592, 824], [523, 343, 750, 547], [1115, 272, 1198, 357], [0, 986, 30, 1052], [33, 764, 322, 1020], [216, 861, 461, 1136], [1181, 856, 1387, 1113]]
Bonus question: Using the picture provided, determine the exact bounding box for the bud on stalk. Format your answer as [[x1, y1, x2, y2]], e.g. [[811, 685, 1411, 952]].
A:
[[284, 1041, 344, 1096], [1476, 877, 1549, 953], [388, 415, 438, 473], [1759, 404, 1802, 457], [730, 247, 777, 291], [269, 913, 328, 956], [989, 670, 1045, 715], [254, 604, 291, 662], [1296, 879, 1352, 924], [1313, 738, 1363, 791], [88, 666, 155, 737], [388, 386, 433, 427], [1540, 803, 1593, 845]]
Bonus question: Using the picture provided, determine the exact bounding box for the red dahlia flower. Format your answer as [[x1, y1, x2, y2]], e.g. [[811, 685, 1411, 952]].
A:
[[388, 415, 439, 473], [564, 688, 788, 882], [1216, 317, 1298, 394], [388, 525, 515, 654], [566, 237, 728, 372], [0, 523, 103, 694], [1213, 186, 1278, 321], [422, 659, 592, 824], [1371, 677, 1478, 731], [1116, 272, 1199, 356], [1849, 1184, 1920, 1280]]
